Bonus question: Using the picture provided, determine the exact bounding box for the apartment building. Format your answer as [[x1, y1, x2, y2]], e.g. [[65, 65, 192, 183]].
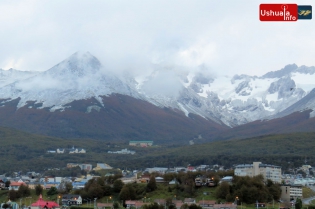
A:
[[280, 185, 302, 202], [234, 162, 281, 183]]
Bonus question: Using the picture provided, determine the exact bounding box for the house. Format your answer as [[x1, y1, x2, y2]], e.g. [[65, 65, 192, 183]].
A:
[[77, 148, 86, 153], [79, 164, 92, 171], [174, 167, 187, 172], [72, 182, 86, 190], [61, 194, 82, 206], [31, 195, 59, 209], [57, 148, 65, 153], [125, 201, 137, 209], [67, 163, 79, 168], [108, 149, 136, 155], [155, 177, 164, 183], [174, 201, 184, 209], [129, 141, 153, 147], [93, 163, 113, 171], [139, 174, 150, 183], [97, 203, 113, 209], [220, 176, 233, 184], [213, 204, 237, 209], [169, 178, 179, 185], [68, 146, 86, 154], [154, 199, 166, 205], [28, 182, 45, 190], [67, 163, 92, 171], [43, 182, 60, 190], [198, 200, 216, 209], [184, 198, 196, 205], [135, 202, 150, 209], [144, 167, 168, 174], [1, 201, 19, 209], [9, 181, 27, 190], [0, 180, 5, 189]]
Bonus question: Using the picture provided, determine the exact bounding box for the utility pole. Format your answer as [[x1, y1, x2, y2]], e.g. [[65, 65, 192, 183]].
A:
[[94, 198, 97, 209], [257, 200, 258, 209]]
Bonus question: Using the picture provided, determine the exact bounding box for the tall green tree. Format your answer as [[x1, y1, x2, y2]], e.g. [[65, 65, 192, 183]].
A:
[[189, 204, 202, 209], [5, 180, 11, 188], [142, 202, 164, 209], [65, 182, 73, 193], [18, 184, 31, 197], [47, 186, 59, 195], [146, 176, 157, 192], [2, 203, 9, 209], [113, 179, 124, 193], [295, 198, 302, 209], [8, 189, 18, 201], [119, 186, 131, 201], [35, 184, 43, 195], [215, 182, 230, 199]]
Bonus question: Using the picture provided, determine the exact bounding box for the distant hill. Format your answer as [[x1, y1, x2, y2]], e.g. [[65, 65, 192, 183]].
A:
[[1, 126, 314, 173], [206, 110, 315, 142]]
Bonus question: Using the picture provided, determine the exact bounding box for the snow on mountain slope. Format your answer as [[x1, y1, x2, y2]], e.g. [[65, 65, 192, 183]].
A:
[[132, 63, 315, 126], [0, 52, 140, 111], [271, 88, 315, 119], [0, 68, 39, 88], [0, 53, 315, 127]]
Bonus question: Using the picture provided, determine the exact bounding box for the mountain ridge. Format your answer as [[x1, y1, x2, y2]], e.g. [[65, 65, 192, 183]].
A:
[[0, 52, 314, 143]]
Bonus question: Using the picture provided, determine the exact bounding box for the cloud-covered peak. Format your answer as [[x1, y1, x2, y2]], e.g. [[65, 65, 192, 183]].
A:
[[46, 51, 101, 78]]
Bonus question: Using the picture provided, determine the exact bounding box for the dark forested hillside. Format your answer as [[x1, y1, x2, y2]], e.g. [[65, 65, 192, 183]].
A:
[[1, 126, 314, 173]]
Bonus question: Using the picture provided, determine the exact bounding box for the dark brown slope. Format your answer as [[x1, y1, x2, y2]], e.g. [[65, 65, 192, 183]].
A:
[[0, 94, 228, 144], [210, 109, 315, 141]]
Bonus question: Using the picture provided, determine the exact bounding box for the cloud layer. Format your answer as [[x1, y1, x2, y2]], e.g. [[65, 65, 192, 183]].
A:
[[1, 0, 315, 76]]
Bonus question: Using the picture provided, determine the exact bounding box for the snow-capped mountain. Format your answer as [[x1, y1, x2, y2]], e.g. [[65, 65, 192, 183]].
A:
[[1, 52, 315, 127], [0, 52, 141, 110], [128, 63, 315, 126]]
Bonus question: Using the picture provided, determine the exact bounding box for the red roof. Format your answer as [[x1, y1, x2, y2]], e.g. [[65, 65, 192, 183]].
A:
[[31, 196, 59, 209], [10, 182, 26, 186]]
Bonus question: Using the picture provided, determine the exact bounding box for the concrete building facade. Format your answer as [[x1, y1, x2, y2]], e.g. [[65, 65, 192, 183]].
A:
[[234, 162, 281, 183]]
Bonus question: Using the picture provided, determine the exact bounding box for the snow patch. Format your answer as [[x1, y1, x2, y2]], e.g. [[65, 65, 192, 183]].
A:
[[291, 72, 315, 93], [86, 105, 101, 113], [177, 103, 189, 117]]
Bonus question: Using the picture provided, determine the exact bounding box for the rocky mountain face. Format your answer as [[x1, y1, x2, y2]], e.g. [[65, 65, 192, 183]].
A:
[[0, 52, 314, 142], [129, 63, 315, 127]]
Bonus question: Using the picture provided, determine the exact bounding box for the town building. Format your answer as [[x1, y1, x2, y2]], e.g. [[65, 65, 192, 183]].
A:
[[61, 194, 82, 206], [280, 185, 302, 202], [93, 163, 113, 171], [129, 141, 153, 147], [108, 148, 135, 154], [234, 162, 281, 183]]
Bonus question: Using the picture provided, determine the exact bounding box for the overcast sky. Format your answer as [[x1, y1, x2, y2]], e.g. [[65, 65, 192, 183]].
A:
[[0, 0, 315, 77]]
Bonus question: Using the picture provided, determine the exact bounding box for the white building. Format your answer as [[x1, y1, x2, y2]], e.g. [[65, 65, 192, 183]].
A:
[[234, 162, 281, 183]]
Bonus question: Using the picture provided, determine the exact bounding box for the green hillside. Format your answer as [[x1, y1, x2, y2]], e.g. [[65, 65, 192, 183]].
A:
[[0, 126, 315, 173]]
